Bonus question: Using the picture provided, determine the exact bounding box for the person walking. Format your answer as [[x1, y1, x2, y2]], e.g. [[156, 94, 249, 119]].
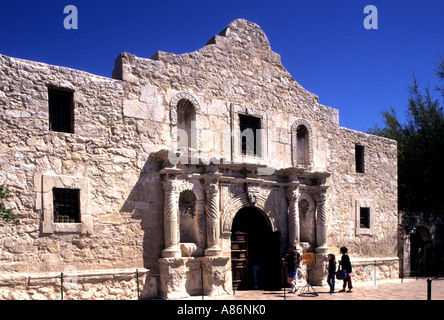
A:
[[283, 250, 301, 293], [327, 253, 336, 293], [338, 246, 353, 292]]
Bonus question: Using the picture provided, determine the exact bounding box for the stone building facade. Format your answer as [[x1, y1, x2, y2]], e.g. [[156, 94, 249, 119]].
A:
[[0, 19, 398, 299]]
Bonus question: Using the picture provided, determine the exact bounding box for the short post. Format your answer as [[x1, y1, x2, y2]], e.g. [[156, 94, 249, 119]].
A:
[[136, 269, 140, 299], [282, 263, 286, 300], [374, 260, 377, 286], [200, 262, 204, 301], [283, 279, 286, 301], [427, 278, 432, 300], [60, 273, 64, 300]]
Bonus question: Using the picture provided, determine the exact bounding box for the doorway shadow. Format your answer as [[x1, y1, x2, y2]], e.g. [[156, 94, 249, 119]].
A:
[[231, 206, 282, 290]]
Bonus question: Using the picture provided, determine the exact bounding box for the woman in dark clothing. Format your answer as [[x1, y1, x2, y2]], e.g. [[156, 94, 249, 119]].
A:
[[339, 246, 353, 292]]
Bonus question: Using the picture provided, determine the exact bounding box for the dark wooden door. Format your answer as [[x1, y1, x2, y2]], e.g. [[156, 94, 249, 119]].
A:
[[231, 231, 249, 290]]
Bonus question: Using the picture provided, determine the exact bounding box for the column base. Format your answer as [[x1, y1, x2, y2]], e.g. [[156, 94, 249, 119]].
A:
[[158, 257, 190, 300], [201, 256, 232, 296], [204, 245, 222, 257], [315, 244, 329, 254], [310, 252, 329, 286], [162, 246, 182, 258]]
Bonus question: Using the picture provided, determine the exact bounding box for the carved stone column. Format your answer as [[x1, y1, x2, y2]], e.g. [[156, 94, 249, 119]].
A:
[[161, 173, 181, 258], [311, 186, 329, 285], [204, 174, 222, 256], [314, 188, 328, 253], [286, 182, 301, 252]]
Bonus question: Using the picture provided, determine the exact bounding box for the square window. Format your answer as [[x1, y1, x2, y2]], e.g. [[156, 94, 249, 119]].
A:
[[48, 88, 74, 133], [360, 207, 370, 229], [53, 188, 80, 223], [355, 145, 365, 173], [239, 114, 262, 157]]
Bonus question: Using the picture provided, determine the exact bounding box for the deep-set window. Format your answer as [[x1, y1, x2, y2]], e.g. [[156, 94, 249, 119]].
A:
[[48, 88, 74, 133], [53, 188, 81, 223], [360, 207, 370, 229], [239, 114, 262, 157], [355, 145, 365, 173]]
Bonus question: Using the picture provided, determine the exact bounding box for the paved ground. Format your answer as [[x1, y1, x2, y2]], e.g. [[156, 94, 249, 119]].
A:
[[189, 277, 444, 300]]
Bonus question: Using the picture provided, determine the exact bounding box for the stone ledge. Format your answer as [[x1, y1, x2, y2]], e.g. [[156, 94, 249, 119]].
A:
[[0, 268, 150, 286], [351, 257, 399, 265]]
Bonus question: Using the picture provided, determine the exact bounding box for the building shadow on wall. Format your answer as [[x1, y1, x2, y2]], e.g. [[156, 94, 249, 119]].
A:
[[119, 150, 170, 298]]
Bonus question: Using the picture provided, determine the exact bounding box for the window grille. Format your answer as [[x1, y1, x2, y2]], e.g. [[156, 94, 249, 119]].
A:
[[239, 114, 261, 157], [48, 88, 74, 133], [360, 207, 370, 229], [53, 188, 80, 223]]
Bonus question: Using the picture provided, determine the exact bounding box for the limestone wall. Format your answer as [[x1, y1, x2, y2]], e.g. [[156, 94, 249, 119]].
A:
[[0, 268, 153, 300], [0, 54, 150, 275], [327, 127, 398, 262]]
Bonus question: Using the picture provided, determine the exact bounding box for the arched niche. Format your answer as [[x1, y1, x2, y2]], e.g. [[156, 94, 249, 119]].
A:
[[169, 92, 201, 151], [179, 190, 198, 243], [291, 119, 313, 167], [298, 193, 316, 251]]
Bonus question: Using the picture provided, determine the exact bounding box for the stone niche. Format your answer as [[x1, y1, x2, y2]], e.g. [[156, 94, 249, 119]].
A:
[[178, 186, 206, 257], [179, 190, 199, 245]]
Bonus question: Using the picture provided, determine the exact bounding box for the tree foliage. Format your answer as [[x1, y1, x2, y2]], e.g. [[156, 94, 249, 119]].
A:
[[369, 55, 444, 215]]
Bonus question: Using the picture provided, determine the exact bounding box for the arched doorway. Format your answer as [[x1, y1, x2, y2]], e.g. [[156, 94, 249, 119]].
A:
[[411, 226, 433, 276], [231, 206, 281, 290]]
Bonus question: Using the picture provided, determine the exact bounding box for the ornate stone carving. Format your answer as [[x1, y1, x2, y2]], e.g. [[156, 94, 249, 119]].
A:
[[246, 183, 261, 206], [162, 180, 178, 221], [228, 183, 244, 198], [170, 92, 200, 111], [161, 176, 181, 258], [204, 175, 222, 256], [180, 243, 198, 257], [314, 188, 328, 253], [286, 183, 300, 249], [205, 183, 219, 220]]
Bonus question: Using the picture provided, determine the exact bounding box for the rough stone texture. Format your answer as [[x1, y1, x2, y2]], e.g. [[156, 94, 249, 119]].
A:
[[0, 268, 151, 300], [0, 19, 398, 299]]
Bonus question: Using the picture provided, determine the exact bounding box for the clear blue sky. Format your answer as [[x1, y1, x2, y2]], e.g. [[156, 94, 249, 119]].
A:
[[1, 0, 443, 132]]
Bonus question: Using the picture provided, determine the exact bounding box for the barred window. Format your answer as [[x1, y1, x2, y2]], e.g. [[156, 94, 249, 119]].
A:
[[53, 188, 80, 223], [239, 114, 262, 157], [360, 207, 370, 229], [48, 88, 74, 133]]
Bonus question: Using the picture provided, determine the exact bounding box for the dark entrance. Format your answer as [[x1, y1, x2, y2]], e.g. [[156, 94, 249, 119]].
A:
[[411, 226, 433, 276], [231, 206, 282, 290]]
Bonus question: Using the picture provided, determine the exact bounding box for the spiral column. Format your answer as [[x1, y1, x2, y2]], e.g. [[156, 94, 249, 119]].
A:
[[204, 174, 222, 256], [286, 182, 301, 251], [315, 188, 328, 253], [161, 175, 181, 258]]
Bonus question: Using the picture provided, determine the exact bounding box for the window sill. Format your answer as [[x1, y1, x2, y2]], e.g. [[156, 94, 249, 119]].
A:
[[53, 222, 83, 233]]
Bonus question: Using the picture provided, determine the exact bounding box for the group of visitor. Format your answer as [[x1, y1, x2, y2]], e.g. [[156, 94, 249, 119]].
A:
[[282, 246, 353, 294]]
